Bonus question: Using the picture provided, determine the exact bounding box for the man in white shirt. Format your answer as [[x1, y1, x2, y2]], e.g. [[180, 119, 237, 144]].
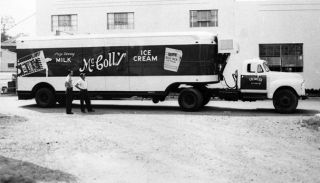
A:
[[75, 73, 94, 113], [65, 70, 74, 114]]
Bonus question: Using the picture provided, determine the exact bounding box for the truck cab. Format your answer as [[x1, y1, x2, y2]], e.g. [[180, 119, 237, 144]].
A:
[[238, 58, 306, 113]]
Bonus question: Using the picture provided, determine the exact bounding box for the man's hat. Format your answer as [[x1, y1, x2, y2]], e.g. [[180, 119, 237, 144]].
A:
[[80, 73, 86, 76]]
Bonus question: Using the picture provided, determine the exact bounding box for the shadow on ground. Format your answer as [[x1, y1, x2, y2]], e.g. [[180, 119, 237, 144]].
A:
[[20, 103, 319, 117], [0, 155, 77, 183]]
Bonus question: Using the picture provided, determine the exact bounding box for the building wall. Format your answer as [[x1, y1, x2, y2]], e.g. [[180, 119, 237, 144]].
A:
[[35, 0, 320, 89], [0, 49, 16, 72], [234, 0, 320, 89], [36, 0, 236, 37]]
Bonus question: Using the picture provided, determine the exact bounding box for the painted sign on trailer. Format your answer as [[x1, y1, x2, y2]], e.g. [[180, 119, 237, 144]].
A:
[[17, 44, 219, 77]]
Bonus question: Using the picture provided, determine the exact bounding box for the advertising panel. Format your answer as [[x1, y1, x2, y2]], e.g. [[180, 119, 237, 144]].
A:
[[17, 44, 217, 77]]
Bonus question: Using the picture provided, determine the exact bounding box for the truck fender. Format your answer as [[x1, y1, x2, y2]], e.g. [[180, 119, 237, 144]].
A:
[[268, 80, 300, 99], [32, 82, 56, 97]]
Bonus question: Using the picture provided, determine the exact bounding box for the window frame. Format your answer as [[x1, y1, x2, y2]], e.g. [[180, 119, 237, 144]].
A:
[[51, 14, 78, 33], [257, 64, 264, 73], [190, 9, 218, 28], [107, 12, 134, 30], [259, 43, 303, 72], [8, 63, 15, 68]]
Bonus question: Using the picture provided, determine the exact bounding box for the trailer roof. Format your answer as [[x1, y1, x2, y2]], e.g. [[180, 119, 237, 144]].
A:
[[17, 32, 216, 49]]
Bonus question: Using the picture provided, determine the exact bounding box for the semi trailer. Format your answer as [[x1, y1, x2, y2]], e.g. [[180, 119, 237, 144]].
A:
[[16, 32, 307, 113]]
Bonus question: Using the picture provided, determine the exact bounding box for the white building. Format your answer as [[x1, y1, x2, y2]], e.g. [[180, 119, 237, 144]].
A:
[[0, 41, 16, 91], [234, 0, 320, 91], [0, 48, 16, 72], [35, 0, 320, 90], [0, 38, 16, 72]]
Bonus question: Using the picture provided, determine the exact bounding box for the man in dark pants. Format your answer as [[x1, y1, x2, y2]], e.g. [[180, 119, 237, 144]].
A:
[[75, 73, 94, 113], [65, 70, 74, 114]]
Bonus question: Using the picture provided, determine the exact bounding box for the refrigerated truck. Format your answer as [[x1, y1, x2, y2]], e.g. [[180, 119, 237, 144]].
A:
[[16, 32, 307, 113]]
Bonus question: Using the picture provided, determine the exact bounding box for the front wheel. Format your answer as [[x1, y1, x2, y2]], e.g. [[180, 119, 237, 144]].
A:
[[273, 89, 298, 113], [178, 88, 203, 111], [35, 88, 55, 108]]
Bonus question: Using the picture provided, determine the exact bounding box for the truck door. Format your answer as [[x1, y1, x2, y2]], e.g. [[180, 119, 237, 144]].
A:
[[240, 63, 267, 93]]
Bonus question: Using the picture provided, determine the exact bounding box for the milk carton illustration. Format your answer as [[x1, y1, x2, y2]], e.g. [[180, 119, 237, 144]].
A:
[[17, 50, 52, 77], [164, 48, 183, 72]]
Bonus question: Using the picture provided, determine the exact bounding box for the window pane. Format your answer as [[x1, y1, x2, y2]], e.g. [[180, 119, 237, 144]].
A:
[[259, 43, 303, 72], [8, 63, 15, 68], [51, 14, 77, 33], [107, 12, 134, 30], [190, 10, 217, 28]]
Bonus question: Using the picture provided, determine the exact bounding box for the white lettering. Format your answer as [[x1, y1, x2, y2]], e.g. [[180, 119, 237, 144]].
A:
[[96, 55, 104, 70], [152, 56, 158, 61], [56, 57, 72, 63], [133, 50, 157, 62], [79, 58, 93, 72], [79, 52, 126, 73]]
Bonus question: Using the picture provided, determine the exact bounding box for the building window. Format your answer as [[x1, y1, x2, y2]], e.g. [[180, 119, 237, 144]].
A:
[[259, 44, 303, 72], [190, 10, 218, 28], [8, 63, 15, 68], [107, 12, 134, 30], [51, 14, 78, 33]]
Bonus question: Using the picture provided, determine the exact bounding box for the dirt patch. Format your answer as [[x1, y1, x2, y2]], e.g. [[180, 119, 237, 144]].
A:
[[300, 116, 320, 131], [0, 114, 27, 125], [0, 156, 77, 183]]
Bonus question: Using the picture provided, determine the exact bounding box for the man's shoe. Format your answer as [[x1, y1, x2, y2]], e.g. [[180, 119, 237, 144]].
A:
[[67, 112, 73, 114], [88, 110, 95, 112], [81, 110, 86, 113]]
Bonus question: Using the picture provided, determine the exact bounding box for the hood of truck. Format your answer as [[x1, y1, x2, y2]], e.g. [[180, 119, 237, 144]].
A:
[[268, 71, 304, 81]]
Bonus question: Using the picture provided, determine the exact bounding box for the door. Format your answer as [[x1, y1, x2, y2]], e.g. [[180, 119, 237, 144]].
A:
[[240, 63, 267, 93]]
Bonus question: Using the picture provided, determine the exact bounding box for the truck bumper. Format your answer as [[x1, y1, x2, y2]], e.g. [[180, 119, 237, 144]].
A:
[[17, 91, 33, 100]]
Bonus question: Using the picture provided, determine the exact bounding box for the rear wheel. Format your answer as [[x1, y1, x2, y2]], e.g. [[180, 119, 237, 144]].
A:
[[178, 88, 203, 111], [152, 98, 159, 104], [202, 94, 211, 107], [35, 88, 55, 108], [273, 89, 298, 113]]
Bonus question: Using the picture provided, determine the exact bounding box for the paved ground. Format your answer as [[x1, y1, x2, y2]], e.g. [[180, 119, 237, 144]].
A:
[[0, 95, 320, 183]]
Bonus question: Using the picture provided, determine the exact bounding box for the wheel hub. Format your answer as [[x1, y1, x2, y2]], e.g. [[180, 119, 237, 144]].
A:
[[185, 95, 195, 106]]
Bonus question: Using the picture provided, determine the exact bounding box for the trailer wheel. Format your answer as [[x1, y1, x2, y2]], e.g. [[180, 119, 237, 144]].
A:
[[35, 88, 55, 108], [178, 88, 203, 111], [152, 98, 159, 104], [273, 89, 298, 113], [202, 94, 212, 107]]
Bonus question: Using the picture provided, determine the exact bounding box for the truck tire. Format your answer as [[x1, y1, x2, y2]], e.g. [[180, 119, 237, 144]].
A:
[[152, 98, 160, 104], [178, 88, 203, 111], [273, 89, 298, 113], [35, 88, 55, 108], [202, 93, 212, 107]]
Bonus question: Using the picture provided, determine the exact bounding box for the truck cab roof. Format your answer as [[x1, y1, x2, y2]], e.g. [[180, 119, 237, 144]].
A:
[[242, 58, 269, 74], [243, 58, 266, 65]]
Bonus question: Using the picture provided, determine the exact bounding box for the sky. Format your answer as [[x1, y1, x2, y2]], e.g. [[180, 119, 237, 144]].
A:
[[0, 0, 36, 36]]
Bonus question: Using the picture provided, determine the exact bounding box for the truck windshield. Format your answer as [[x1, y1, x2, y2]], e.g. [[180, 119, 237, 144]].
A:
[[263, 63, 270, 72]]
